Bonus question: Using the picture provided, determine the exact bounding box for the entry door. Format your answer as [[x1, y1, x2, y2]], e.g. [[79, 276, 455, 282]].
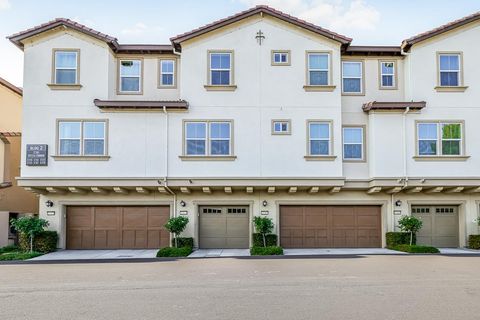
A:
[[199, 206, 249, 249], [412, 206, 459, 247]]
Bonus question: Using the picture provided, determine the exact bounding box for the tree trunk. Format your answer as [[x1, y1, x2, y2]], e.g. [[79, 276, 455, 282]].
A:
[[410, 231, 413, 246], [175, 235, 178, 248], [30, 234, 33, 253], [263, 233, 266, 247]]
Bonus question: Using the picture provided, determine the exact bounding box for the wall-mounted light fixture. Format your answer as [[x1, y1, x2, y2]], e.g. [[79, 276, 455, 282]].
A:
[[262, 200, 268, 207], [180, 200, 186, 207], [395, 200, 402, 207], [45, 200, 54, 208]]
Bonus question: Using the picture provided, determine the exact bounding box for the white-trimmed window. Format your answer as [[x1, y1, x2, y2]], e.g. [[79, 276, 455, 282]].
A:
[[439, 54, 460, 87], [343, 127, 364, 160], [159, 59, 175, 87], [119, 59, 142, 93], [307, 53, 329, 86], [308, 122, 331, 156], [272, 51, 290, 65], [342, 61, 363, 93], [272, 120, 291, 135], [209, 52, 232, 85], [58, 121, 106, 156], [185, 121, 232, 156], [417, 122, 463, 156], [380, 61, 395, 88], [54, 50, 78, 84]]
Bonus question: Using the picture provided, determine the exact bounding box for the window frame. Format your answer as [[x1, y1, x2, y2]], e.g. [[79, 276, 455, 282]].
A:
[[207, 50, 234, 87], [118, 58, 143, 94], [158, 57, 177, 88], [341, 60, 364, 95], [56, 119, 108, 157], [415, 120, 465, 157], [183, 120, 234, 158], [342, 125, 366, 162], [271, 119, 291, 135], [306, 120, 334, 158], [436, 52, 464, 88], [51, 49, 80, 86], [379, 60, 397, 90], [271, 50, 291, 66]]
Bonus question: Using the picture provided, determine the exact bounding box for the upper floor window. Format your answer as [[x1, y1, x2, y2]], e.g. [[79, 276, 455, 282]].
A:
[[185, 121, 232, 156], [119, 59, 142, 93], [58, 120, 107, 156], [53, 50, 79, 85], [438, 53, 461, 87], [308, 121, 331, 156], [159, 59, 176, 88], [380, 61, 396, 89], [208, 51, 233, 86], [272, 120, 291, 135], [307, 52, 330, 86], [342, 61, 363, 94], [343, 127, 364, 161], [272, 51, 290, 66], [417, 122, 463, 156]]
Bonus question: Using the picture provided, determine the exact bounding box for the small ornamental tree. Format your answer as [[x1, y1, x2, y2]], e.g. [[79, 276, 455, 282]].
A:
[[253, 216, 274, 247], [164, 216, 189, 248], [398, 215, 423, 245], [10, 216, 49, 252]]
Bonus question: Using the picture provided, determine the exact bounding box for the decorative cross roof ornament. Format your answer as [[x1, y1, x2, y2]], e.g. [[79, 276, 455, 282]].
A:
[[255, 30, 265, 45]]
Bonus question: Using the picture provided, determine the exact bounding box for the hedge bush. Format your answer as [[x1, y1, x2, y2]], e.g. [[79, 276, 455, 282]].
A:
[[19, 231, 58, 253], [0, 245, 18, 254], [468, 235, 480, 249], [0, 252, 42, 261], [171, 237, 194, 248], [250, 246, 283, 256], [252, 233, 278, 247], [390, 244, 439, 253], [156, 246, 192, 257], [386, 232, 416, 247]]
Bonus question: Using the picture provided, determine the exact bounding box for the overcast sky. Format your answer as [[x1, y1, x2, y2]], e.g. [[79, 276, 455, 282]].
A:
[[1, 0, 480, 86]]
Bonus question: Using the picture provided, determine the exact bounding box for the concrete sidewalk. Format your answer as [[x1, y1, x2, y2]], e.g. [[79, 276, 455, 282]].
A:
[[188, 249, 250, 258], [283, 248, 405, 255], [30, 249, 158, 261]]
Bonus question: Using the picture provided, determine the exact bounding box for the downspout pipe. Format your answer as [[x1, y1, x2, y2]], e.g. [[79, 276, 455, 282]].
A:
[[402, 106, 411, 189], [162, 106, 177, 218]]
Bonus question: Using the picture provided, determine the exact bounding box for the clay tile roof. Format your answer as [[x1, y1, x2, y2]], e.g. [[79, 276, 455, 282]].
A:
[[402, 11, 480, 51], [0, 77, 22, 96], [8, 18, 119, 50], [362, 101, 426, 112], [116, 44, 174, 54], [93, 99, 189, 110], [343, 46, 402, 56], [170, 5, 352, 50]]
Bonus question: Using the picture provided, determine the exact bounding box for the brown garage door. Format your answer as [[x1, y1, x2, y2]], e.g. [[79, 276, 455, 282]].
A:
[[280, 205, 381, 248], [199, 206, 249, 249], [66, 206, 170, 249], [412, 206, 458, 247]]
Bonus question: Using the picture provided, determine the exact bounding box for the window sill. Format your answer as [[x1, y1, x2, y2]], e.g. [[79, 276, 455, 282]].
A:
[[379, 86, 398, 91], [52, 155, 110, 161], [47, 83, 82, 90], [303, 85, 336, 92], [413, 155, 470, 162], [304, 155, 337, 161], [434, 86, 468, 92], [204, 85, 237, 91], [342, 92, 365, 96], [117, 91, 143, 95], [343, 159, 366, 163], [179, 155, 237, 161]]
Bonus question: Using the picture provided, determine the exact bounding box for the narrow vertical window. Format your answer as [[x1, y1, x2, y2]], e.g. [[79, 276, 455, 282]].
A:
[[186, 122, 207, 155], [59, 122, 81, 155], [342, 61, 363, 94], [307, 53, 329, 86], [308, 122, 331, 156], [380, 61, 395, 88], [159, 59, 175, 87], [343, 127, 364, 160], [210, 122, 231, 155], [209, 52, 232, 85], [439, 54, 460, 86], [54, 50, 78, 84], [119, 59, 142, 93], [83, 122, 106, 155]]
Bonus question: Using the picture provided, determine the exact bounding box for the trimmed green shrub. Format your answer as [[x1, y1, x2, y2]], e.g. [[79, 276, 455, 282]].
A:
[[391, 244, 439, 254], [164, 216, 189, 248], [250, 246, 283, 256], [398, 215, 423, 245], [19, 231, 58, 253], [252, 233, 277, 247], [0, 251, 42, 261], [10, 216, 49, 252], [171, 237, 194, 248], [156, 246, 192, 257], [0, 245, 19, 254], [386, 232, 416, 247], [468, 235, 480, 249], [253, 216, 275, 247]]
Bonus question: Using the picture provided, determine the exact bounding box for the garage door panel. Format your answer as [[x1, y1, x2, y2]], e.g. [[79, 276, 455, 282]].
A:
[[123, 207, 148, 228], [331, 215, 355, 227], [67, 209, 92, 229], [413, 206, 458, 248], [94, 207, 120, 229], [357, 215, 379, 227]]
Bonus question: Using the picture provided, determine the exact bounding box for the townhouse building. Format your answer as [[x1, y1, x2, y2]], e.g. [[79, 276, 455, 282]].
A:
[[7, 6, 480, 250]]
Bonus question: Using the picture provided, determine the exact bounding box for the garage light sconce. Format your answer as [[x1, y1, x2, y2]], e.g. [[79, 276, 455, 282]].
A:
[[262, 200, 268, 207], [45, 200, 54, 208], [395, 200, 402, 207], [180, 200, 186, 207]]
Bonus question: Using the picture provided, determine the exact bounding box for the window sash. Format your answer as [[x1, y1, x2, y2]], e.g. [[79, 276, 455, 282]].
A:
[[160, 60, 175, 86], [185, 121, 232, 156], [119, 60, 141, 92], [380, 62, 395, 87], [273, 52, 288, 64], [439, 54, 460, 86], [210, 53, 231, 85], [58, 121, 106, 156], [417, 123, 462, 156], [273, 121, 289, 133], [343, 127, 364, 160], [307, 53, 329, 85], [342, 61, 363, 93], [54, 51, 78, 84], [308, 122, 331, 156]]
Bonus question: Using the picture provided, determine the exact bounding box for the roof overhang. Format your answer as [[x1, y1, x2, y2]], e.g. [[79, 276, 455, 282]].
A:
[[93, 99, 189, 111], [362, 101, 426, 113], [116, 44, 174, 54], [0, 77, 22, 96], [343, 46, 402, 57], [0, 132, 21, 144]]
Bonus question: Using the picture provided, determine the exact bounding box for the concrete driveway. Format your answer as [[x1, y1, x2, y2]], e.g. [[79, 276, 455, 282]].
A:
[[30, 249, 158, 261], [2, 255, 480, 320]]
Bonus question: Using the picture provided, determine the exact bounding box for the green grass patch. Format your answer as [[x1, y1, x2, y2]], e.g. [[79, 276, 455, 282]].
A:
[[156, 247, 193, 257], [250, 246, 284, 256], [0, 251, 43, 261], [0, 245, 19, 254], [389, 244, 439, 254]]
